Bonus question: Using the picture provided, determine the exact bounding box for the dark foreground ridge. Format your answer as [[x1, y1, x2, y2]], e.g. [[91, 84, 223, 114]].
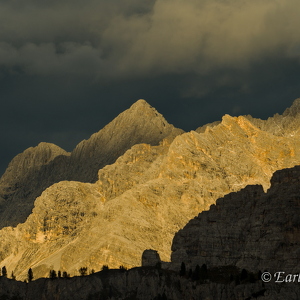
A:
[[0, 265, 292, 300], [171, 165, 300, 275]]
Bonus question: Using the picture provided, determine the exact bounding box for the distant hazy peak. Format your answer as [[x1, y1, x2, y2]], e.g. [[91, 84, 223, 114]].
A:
[[3, 142, 68, 172], [35, 142, 68, 154], [0, 142, 69, 188]]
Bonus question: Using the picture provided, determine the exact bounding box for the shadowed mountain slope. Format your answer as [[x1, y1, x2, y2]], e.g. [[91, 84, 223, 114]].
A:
[[171, 166, 300, 274]]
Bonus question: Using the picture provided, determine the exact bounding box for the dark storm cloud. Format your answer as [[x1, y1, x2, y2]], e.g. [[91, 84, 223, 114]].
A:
[[1, 0, 300, 175], [1, 0, 300, 80]]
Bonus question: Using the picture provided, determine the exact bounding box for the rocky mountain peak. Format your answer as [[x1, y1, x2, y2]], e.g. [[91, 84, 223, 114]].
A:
[[70, 99, 183, 182], [106, 99, 170, 130], [128, 98, 153, 110], [0, 142, 69, 185], [283, 98, 300, 117]]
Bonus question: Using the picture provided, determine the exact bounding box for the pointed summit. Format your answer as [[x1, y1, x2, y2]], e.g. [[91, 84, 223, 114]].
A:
[[70, 99, 184, 182], [127, 99, 160, 115], [118, 99, 162, 120], [130, 99, 150, 109], [111, 99, 173, 135]]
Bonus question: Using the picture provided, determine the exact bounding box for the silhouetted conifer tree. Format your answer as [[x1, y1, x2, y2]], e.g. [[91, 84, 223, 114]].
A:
[[101, 265, 109, 271], [179, 262, 186, 276], [62, 271, 70, 278], [79, 267, 88, 276], [241, 268, 248, 281], [49, 270, 57, 279], [28, 268, 33, 282], [58, 270, 61, 278], [1, 266, 7, 277], [11, 271, 16, 280], [200, 264, 208, 280], [192, 265, 200, 281], [119, 265, 127, 271]]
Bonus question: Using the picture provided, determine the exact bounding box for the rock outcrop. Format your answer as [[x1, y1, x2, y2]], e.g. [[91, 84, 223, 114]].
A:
[[141, 250, 161, 267], [1, 99, 300, 280], [171, 166, 300, 274]]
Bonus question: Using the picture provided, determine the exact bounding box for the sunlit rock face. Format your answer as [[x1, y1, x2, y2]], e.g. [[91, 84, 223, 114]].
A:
[[1, 98, 300, 280], [171, 166, 300, 274], [0, 99, 183, 228]]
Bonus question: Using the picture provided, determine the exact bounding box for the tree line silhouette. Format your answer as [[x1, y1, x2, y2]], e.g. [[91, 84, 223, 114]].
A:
[[0, 264, 128, 282]]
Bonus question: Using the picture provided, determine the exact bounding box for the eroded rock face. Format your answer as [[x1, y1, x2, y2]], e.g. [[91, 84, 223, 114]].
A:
[[171, 166, 300, 274], [1, 99, 300, 280], [0, 99, 182, 228], [0, 143, 70, 227]]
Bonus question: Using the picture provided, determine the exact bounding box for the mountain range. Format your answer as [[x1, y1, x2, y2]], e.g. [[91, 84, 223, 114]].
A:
[[0, 98, 300, 281]]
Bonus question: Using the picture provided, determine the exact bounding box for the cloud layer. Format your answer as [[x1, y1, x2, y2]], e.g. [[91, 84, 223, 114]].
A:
[[1, 0, 300, 82]]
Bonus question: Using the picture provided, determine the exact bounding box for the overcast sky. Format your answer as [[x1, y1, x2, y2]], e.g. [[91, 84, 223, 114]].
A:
[[1, 0, 300, 176]]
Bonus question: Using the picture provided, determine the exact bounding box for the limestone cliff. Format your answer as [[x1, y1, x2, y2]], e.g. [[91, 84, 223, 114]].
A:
[[0, 99, 182, 228], [171, 166, 300, 274]]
